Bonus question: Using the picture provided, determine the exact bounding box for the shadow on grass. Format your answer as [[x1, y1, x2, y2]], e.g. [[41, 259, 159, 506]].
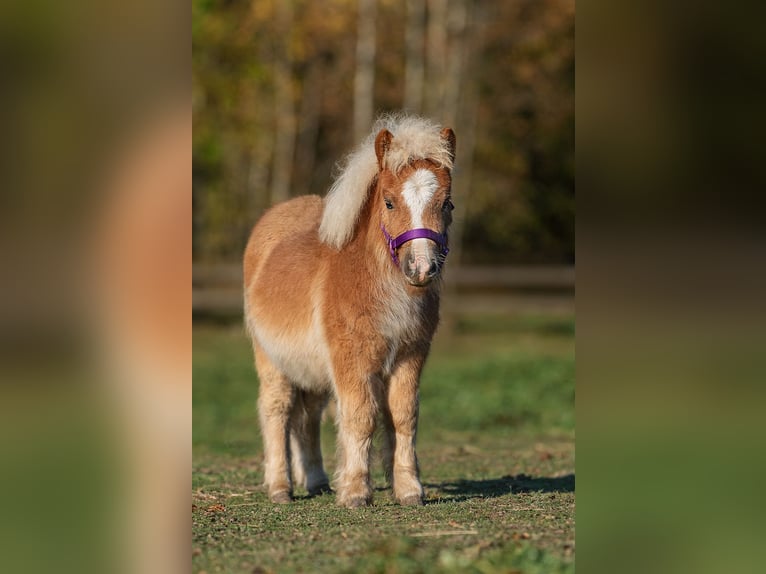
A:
[[265, 474, 574, 503], [426, 473, 574, 502]]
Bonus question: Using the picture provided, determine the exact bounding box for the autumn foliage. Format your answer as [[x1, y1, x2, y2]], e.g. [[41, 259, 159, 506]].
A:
[[192, 0, 574, 263]]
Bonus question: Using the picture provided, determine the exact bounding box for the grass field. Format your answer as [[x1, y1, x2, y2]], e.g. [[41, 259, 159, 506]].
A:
[[193, 312, 575, 573]]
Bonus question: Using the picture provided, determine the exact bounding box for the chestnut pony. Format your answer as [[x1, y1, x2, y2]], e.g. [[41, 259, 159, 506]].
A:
[[243, 115, 455, 507]]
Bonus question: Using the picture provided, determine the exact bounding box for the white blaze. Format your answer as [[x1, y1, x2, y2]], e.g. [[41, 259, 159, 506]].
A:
[[401, 169, 439, 261], [402, 169, 439, 226]]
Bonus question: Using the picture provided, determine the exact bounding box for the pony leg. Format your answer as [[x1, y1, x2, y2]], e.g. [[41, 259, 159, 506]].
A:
[[255, 344, 295, 503], [383, 355, 425, 506], [289, 390, 331, 496], [334, 376, 379, 508]]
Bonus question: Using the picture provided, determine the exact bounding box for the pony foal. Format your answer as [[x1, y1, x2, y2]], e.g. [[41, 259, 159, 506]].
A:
[[243, 115, 456, 507]]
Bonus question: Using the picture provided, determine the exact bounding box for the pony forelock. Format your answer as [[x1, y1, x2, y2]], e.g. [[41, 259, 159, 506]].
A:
[[319, 113, 454, 249]]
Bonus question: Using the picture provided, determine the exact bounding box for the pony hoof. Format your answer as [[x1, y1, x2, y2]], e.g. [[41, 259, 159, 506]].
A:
[[341, 496, 371, 508], [270, 491, 292, 504], [399, 495, 424, 506], [308, 483, 333, 497]]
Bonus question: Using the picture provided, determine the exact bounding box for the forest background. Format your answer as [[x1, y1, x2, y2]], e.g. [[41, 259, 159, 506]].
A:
[[192, 0, 574, 266]]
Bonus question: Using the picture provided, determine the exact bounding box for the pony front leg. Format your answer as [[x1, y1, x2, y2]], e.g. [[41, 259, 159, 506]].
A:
[[255, 345, 295, 503], [383, 354, 426, 506], [334, 376, 379, 508]]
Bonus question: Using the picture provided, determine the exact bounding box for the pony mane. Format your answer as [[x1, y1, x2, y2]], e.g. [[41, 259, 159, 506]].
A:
[[319, 113, 454, 249]]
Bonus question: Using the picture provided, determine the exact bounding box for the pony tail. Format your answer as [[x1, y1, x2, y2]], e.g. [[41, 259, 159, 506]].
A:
[[319, 143, 378, 249]]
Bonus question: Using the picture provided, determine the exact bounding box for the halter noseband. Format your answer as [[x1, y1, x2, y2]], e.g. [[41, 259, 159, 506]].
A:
[[380, 224, 449, 266]]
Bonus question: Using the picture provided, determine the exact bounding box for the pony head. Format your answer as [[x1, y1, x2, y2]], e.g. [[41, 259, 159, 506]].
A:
[[374, 127, 456, 286], [319, 114, 456, 287]]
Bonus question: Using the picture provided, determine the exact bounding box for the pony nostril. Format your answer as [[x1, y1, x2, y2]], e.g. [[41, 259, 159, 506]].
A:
[[427, 261, 438, 277]]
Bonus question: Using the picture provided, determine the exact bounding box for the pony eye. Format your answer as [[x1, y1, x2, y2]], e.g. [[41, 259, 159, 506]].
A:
[[443, 199, 454, 211], [384, 199, 394, 210]]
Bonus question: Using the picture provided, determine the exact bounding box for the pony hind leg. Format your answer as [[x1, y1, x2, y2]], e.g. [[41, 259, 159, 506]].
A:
[[255, 344, 295, 503], [289, 390, 331, 496]]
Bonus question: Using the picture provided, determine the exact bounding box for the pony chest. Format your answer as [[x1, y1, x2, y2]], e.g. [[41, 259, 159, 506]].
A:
[[375, 293, 428, 373]]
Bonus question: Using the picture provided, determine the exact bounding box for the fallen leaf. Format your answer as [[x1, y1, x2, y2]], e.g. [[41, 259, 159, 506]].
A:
[[512, 531, 531, 540]]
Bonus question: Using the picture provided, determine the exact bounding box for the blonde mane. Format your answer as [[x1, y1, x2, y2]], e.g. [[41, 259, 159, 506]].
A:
[[319, 113, 454, 249]]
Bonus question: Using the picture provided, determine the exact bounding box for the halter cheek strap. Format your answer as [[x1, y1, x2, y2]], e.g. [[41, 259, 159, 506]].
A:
[[380, 224, 449, 266]]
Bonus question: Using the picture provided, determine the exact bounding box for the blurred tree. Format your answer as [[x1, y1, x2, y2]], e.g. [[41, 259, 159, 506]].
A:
[[424, 0, 447, 118], [354, 0, 377, 142], [192, 0, 574, 264], [403, 0, 426, 114], [271, 0, 297, 204], [292, 1, 325, 198], [464, 0, 575, 263]]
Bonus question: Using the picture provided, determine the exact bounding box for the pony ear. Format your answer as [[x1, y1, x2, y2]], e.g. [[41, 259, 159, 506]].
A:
[[374, 129, 393, 170], [440, 127, 456, 164]]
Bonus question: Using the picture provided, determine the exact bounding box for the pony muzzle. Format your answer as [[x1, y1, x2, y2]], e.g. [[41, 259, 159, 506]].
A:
[[401, 240, 441, 286], [381, 224, 449, 286]]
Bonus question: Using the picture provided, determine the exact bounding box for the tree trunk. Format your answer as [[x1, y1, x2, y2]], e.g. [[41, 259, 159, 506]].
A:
[[442, 0, 468, 127], [293, 58, 324, 198], [271, 0, 296, 205], [403, 0, 426, 114], [424, 0, 447, 118], [442, 0, 484, 336], [354, 0, 376, 143]]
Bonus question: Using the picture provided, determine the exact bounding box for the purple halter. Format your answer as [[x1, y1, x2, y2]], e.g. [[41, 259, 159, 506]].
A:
[[380, 224, 449, 266]]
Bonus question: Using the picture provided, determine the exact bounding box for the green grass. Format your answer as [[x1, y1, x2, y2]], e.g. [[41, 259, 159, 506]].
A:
[[193, 313, 574, 573]]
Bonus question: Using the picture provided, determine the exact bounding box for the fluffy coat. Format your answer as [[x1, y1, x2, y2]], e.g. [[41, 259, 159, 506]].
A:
[[243, 114, 456, 507]]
